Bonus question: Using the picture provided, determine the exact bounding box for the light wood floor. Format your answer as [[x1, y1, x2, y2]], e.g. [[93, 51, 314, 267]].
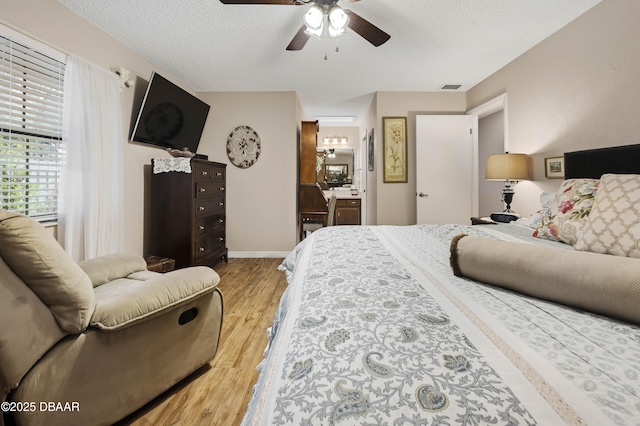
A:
[[116, 258, 288, 426]]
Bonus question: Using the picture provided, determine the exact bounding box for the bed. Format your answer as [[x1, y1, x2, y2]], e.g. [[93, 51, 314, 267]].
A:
[[242, 144, 640, 426]]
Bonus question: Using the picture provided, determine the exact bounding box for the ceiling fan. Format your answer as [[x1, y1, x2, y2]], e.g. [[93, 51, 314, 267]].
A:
[[219, 0, 390, 51]]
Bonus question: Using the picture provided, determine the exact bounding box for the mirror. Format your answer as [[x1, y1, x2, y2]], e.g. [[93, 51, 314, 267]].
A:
[[316, 149, 354, 189]]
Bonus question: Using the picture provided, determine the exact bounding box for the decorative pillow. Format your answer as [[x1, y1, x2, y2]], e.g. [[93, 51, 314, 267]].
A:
[[533, 178, 599, 244], [514, 192, 555, 228], [539, 191, 555, 209], [450, 234, 640, 325], [575, 174, 640, 258]]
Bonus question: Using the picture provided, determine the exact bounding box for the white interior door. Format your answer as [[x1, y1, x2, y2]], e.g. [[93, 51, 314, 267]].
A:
[[416, 115, 478, 224]]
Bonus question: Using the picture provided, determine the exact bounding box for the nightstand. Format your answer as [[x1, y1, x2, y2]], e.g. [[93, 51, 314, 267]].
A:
[[470, 217, 497, 225]]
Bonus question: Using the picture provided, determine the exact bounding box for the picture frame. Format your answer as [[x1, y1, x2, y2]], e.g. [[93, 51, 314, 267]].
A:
[[545, 156, 565, 179], [368, 128, 375, 172], [382, 117, 407, 183]]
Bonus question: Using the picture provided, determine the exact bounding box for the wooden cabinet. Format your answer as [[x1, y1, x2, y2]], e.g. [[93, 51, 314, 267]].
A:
[[147, 159, 228, 269], [300, 121, 319, 184], [334, 198, 361, 225], [298, 121, 327, 240]]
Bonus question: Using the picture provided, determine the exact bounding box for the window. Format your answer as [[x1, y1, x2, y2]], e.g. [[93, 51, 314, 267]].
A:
[[0, 25, 65, 222]]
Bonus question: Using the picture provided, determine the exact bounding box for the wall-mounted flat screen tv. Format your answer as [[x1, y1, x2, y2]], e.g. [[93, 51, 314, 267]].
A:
[[130, 72, 210, 154]]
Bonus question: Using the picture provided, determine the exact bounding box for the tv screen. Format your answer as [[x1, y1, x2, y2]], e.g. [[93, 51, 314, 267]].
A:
[[130, 72, 210, 154]]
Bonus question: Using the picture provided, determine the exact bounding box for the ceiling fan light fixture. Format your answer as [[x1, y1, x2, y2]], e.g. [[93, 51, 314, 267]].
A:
[[303, 5, 324, 30], [328, 25, 346, 39], [328, 6, 349, 31]]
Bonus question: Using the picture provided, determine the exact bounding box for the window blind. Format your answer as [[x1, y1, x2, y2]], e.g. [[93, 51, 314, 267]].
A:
[[0, 30, 65, 222]]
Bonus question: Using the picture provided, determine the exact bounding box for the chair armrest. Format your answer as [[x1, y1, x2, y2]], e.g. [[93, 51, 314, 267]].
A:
[[79, 253, 148, 287], [90, 266, 220, 330]]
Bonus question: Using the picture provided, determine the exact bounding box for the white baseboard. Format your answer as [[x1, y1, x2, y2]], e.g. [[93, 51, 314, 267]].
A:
[[228, 251, 290, 259]]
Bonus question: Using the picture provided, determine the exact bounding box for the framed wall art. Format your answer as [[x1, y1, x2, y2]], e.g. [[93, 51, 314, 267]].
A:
[[544, 156, 564, 179], [368, 128, 374, 171], [382, 117, 407, 183]]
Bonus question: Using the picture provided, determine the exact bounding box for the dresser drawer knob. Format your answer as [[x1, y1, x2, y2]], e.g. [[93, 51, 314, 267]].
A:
[[219, 218, 224, 223], [218, 202, 224, 207], [218, 237, 224, 242], [199, 206, 205, 211], [200, 187, 206, 193], [216, 172, 222, 177], [201, 170, 208, 176], [198, 225, 205, 230], [219, 187, 225, 191], [199, 247, 205, 252]]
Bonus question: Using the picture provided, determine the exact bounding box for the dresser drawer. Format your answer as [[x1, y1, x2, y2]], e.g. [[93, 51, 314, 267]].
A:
[[335, 198, 361, 208], [195, 197, 225, 217], [195, 233, 226, 262], [196, 214, 225, 237], [195, 182, 226, 198], [194, 163, 225, 183], [196, 248, 228, 268]]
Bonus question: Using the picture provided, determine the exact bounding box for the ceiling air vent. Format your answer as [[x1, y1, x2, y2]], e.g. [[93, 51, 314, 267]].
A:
[[440, 84, 461, 90]]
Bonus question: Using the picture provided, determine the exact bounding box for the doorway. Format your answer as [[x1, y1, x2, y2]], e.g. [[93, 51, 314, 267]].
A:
[[467, 93, 508, 217], [415, 115, 478, 225]]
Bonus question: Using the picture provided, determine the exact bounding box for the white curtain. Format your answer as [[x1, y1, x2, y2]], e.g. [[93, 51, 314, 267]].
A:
[[59, 55, 124, 261]]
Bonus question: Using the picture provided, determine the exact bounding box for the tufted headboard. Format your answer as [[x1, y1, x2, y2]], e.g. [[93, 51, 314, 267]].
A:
[[564, 143, 640, 179]]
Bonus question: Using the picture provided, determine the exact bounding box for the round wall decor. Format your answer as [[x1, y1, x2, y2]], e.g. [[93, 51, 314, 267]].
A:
[[226, 125, 261, 168]]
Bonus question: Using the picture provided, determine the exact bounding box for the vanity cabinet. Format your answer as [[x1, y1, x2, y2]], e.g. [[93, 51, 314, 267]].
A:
[[334, 198, 361, 225], [147, 159, 228, 269]]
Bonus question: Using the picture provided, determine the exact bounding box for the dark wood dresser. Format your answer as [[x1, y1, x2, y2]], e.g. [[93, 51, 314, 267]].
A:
[[147, 159, 228, 269]]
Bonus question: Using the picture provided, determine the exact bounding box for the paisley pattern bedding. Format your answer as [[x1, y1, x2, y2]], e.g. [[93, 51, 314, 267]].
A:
[[243, 224, 640, 425]]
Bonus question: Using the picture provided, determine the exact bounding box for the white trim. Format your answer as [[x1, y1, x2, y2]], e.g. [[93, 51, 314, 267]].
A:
[[467, 93, 507, 118], [228, 251, 290, 259], [0, 22, 67, 62], [467, 92, 509, 151]]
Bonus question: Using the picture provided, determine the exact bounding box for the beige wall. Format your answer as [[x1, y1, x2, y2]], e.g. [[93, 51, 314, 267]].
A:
[[362, 94, 378, 225], [3, 0, 303, 256], [197, 92, 298, 255], [467, 0, 640, 216], [7, 0, 637, 252], [375, 92, 467, 225], [1, 0, 188, 256]]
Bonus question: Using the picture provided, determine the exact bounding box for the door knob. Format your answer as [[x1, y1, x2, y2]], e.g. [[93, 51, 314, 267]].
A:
[[418, 192, 429, 198]]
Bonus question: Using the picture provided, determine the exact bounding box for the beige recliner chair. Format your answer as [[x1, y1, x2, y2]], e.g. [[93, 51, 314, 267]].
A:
[[0, 210, 224, 426]]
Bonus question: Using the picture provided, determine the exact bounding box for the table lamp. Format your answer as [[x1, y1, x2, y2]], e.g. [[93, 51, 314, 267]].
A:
[[485, 153, 530, 222]]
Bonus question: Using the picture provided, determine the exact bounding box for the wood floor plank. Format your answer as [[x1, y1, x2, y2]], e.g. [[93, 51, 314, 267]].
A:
[[116, 258, 287, 426]]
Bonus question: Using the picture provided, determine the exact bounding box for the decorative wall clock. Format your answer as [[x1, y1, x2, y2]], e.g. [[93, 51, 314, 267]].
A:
[[226, 125, 261, 168]]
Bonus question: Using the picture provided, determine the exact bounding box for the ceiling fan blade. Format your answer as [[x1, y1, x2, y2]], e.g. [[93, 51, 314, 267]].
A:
[[344, 9, 390, 47], [286, 25, 311, 51], [219, 0, 298, 5]]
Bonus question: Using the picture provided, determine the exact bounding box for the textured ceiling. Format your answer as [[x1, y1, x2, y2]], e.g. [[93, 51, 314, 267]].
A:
[[57, 0, 600, 125]]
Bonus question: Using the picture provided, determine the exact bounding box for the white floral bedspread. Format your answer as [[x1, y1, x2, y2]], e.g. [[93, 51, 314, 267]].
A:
[[243, 225, 640, 425]]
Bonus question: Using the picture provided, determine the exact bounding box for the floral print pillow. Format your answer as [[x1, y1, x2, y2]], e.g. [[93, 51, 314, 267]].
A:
[[533, 178, 599, 245]]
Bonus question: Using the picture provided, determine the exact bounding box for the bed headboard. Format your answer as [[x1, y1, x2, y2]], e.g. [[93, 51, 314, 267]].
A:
[[564, 143, 640, 179]]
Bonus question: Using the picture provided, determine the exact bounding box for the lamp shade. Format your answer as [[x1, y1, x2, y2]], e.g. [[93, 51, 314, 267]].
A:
[[486, 153, 530, 181]]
